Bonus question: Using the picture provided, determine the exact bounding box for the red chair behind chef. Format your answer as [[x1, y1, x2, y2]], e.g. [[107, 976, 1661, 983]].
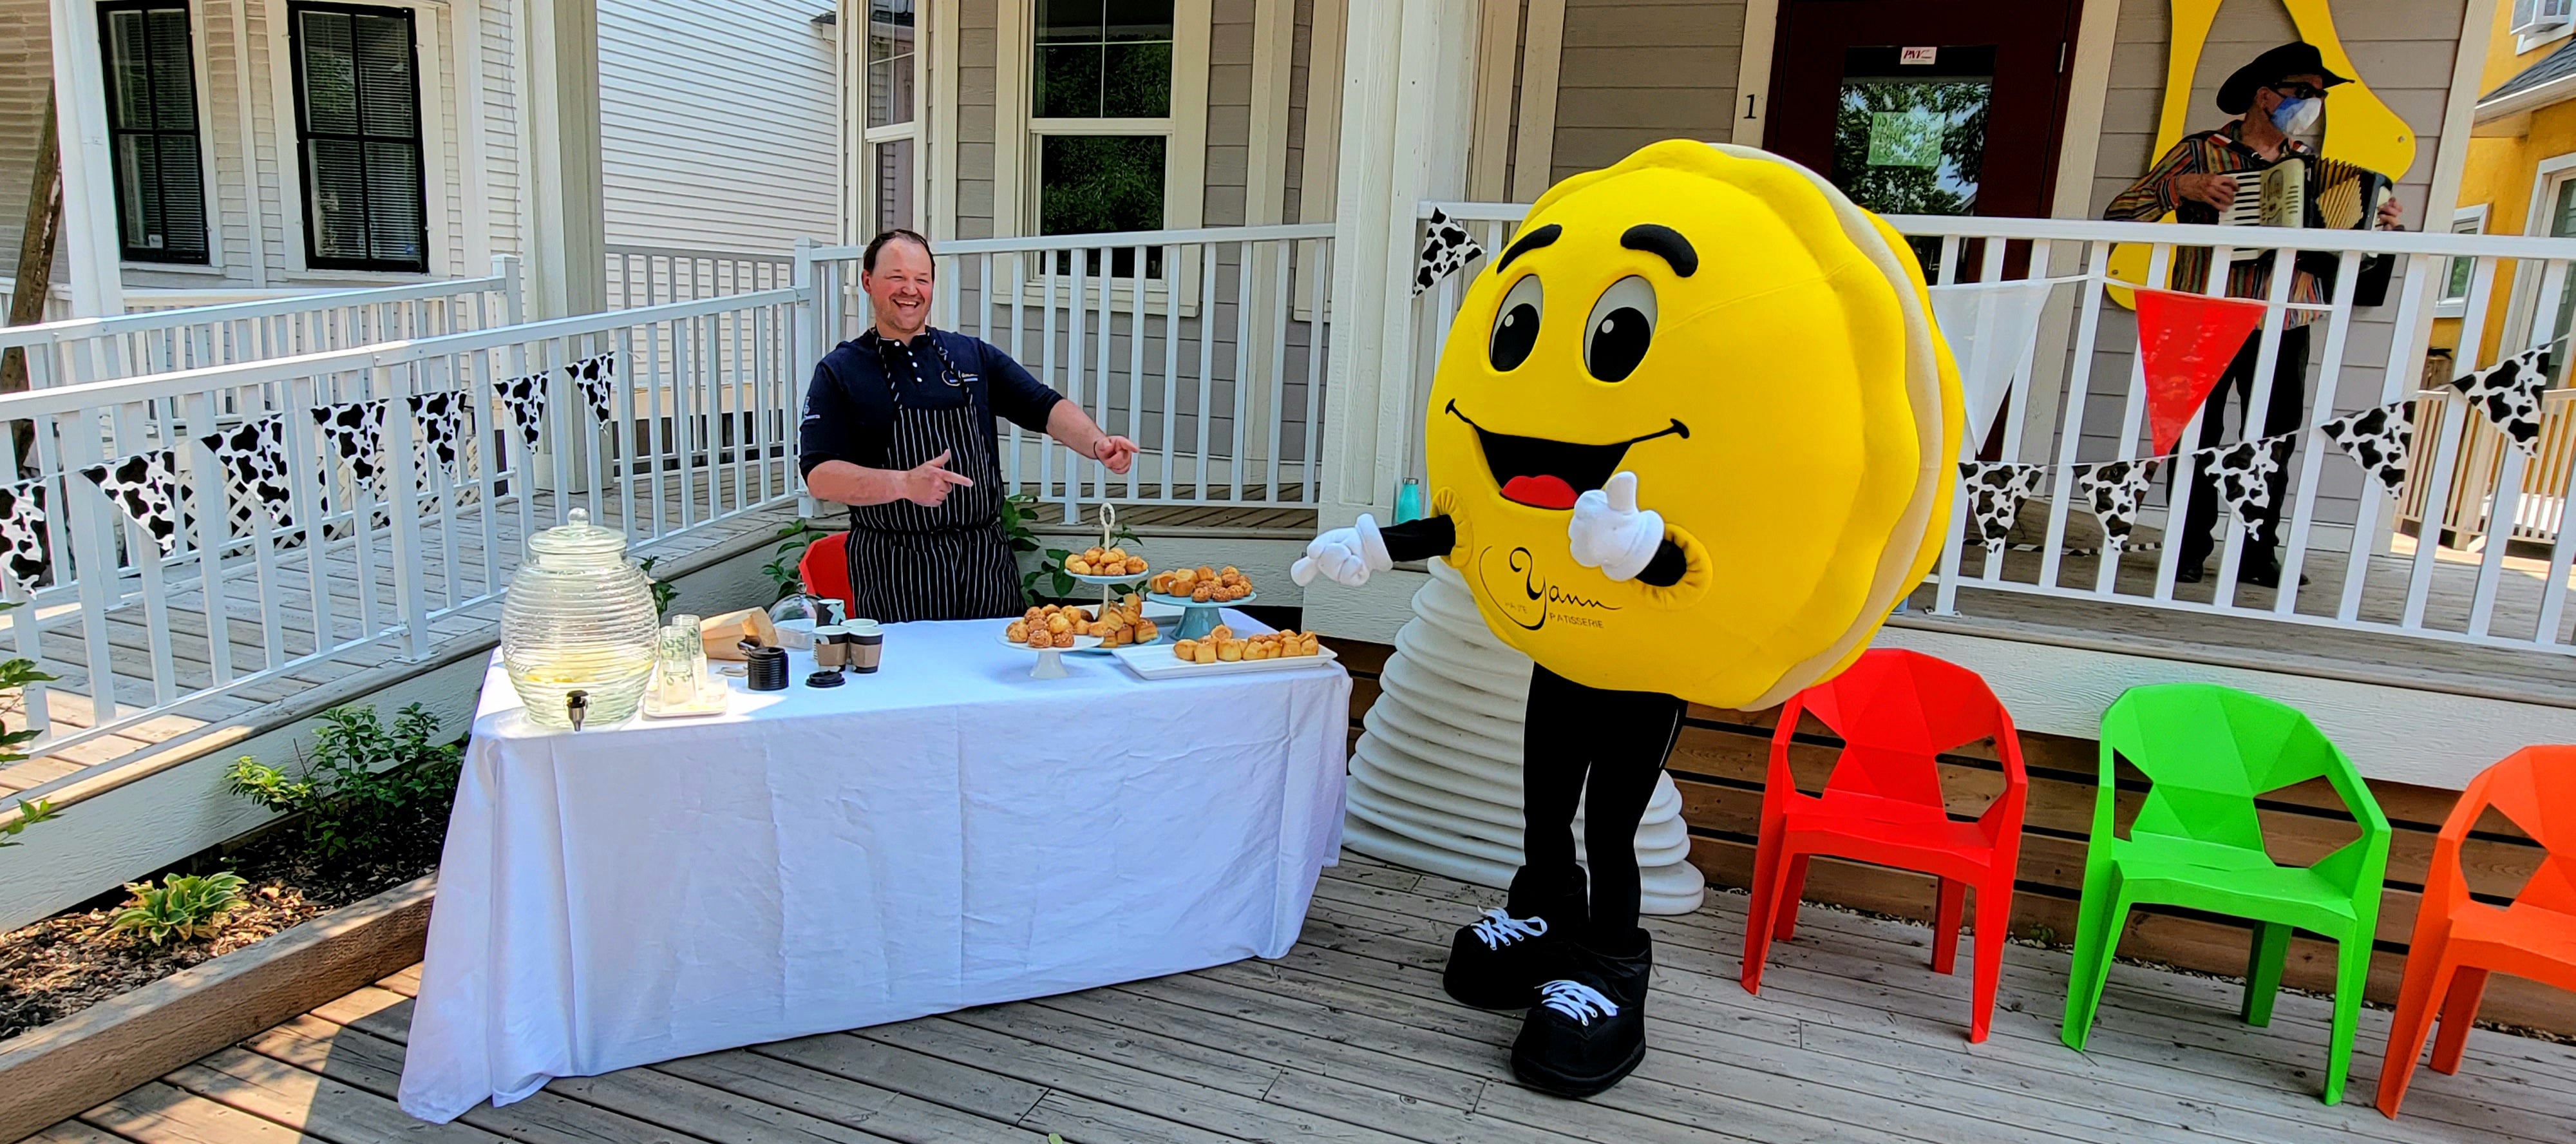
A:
[[797, 533, 858, 618], [1740, 648, 2028, 1043]]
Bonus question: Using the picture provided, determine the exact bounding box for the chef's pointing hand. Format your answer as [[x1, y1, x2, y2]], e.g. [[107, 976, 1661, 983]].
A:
[[1567, 472, 1663, 582], [903, 450, 976, 507], [1291, 514, 1394, 587]]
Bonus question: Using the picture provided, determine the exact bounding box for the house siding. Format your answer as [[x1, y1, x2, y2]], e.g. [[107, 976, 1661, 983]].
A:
[[957, 0, 998, 239], [598, 0, 838, 253], [1548, 0, 1746, 186]]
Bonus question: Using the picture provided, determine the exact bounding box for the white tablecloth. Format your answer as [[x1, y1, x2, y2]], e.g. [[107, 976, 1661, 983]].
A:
[[397, 613, 1350, 1122]]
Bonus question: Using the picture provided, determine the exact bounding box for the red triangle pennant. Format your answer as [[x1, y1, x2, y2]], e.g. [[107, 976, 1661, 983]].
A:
[[2136, 289, 2268, 456]]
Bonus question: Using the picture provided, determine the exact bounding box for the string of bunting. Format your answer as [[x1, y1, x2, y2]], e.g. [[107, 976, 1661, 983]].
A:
[[1956, 398, 2414, 555], [567, 351, 618, 422], [78, 450, 190, 557], [0, 479, 49, 587], [1412, 209, 1485, 296]]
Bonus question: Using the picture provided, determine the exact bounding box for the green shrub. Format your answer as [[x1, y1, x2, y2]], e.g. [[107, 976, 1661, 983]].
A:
[[760, 519, 828, 604], [107, 872, 247, 945], [225, 703, 461, 859], [636, 555, 679, 618], [0, 797, 57, 848]]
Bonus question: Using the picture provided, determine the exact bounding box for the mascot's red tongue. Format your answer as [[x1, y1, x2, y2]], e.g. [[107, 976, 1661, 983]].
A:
[[1502, 475, 1578, 510]]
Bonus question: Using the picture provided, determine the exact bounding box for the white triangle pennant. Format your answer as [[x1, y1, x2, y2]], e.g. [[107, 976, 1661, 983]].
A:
[[1928, 278, 2059, 449]]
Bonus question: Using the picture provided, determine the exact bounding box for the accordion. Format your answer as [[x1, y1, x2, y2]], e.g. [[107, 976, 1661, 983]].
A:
[[2215, 155, 2398, 305]]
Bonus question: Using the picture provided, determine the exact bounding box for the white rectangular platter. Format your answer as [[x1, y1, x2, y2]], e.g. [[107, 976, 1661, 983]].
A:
[[1112, 641, 1340, 680]]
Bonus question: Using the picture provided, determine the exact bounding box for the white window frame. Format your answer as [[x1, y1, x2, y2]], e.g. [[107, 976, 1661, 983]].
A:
[[850, 0, 925, 242], [2436, 203, 2489, 318], [2516, 0, 2576, 52], [991, 0, 1211, 309], [108, 0, 232, 277], [2497, 152, 2576, 383], [260, 0, 454, 281]]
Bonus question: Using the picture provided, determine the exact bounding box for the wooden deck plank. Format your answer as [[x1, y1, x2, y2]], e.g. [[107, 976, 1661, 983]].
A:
[[47, 846, 2576, 1144], [80, 1082, 319, 1144]]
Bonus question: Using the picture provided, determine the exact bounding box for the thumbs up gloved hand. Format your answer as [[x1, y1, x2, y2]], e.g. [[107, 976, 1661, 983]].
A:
[[1290, 513, 1395, 587], [1567, 472, 1664, 582]]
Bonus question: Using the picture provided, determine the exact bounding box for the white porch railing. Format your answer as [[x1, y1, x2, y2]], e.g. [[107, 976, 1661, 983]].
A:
[[1414, 202, 2576, 656], [607, 244, 796, 309], [0, 285, 803, 777], [798, 224, 1336, 512], [0, 257, 523, 390]]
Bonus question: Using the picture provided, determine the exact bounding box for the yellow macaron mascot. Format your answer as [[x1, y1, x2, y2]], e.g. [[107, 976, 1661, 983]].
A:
[[1296, 140, 1960, 1097]]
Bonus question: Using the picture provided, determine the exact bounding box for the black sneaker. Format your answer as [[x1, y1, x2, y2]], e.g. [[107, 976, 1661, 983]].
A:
[[1510, 930, 1651, 1098], [1444, 906, 1571, 1009]]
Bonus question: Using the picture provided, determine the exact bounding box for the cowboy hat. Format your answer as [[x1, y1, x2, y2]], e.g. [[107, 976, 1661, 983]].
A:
[[2217, 42, 2351, 114]]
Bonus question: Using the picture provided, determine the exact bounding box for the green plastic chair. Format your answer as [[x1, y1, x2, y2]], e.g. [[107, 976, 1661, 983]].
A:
[[2061, 683, 2391, 1105]]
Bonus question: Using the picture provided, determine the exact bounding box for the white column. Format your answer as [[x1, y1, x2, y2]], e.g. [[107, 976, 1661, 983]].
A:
[[524, 0, 606, 318], [1307, 0, 1478, 643], [50, 0, 124, 316]]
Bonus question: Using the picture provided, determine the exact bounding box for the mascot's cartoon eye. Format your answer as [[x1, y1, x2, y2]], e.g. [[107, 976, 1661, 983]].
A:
[[1583, 276, 1657, 383], [1488, 274, 1544, 372]]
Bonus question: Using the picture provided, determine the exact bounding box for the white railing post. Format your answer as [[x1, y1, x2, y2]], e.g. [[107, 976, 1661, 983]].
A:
[[793, 238, 822, 518]]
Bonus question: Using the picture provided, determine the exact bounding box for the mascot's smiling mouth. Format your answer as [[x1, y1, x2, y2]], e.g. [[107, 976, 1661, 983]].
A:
[[1446, 401, 1689, 510]]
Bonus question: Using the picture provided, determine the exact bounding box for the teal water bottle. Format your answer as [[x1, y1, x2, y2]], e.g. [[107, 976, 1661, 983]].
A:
[[1394, 478, 1424, 524]]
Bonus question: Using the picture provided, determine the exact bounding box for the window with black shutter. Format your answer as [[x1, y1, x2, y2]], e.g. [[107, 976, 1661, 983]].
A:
[[289, 3, 427, 273], [100, 1, 209, 264]]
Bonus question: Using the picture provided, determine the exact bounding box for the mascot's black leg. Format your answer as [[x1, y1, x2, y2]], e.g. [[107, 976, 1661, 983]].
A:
[[1443, 665, 1591, 1009], [1510, 672, 1687, 1099]]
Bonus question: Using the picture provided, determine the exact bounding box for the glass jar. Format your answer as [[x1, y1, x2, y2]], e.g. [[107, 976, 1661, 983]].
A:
[[501, 508, 659, 729]]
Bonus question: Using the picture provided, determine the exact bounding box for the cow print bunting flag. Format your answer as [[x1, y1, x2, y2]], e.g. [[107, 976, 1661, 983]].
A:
[[1413, 209, 1484, 296], [2448, 347, 2550, 453], [1958, 461, 2049, 553], [2073, 458, 2159, 555], [497, 371, 549, 446], [0, 479, 49, 587], [2193, 433, 2298, 519], [408, 391, 472, 481], [2318, 402, 2412, 494], [80, 450, 187, 557], [565, 352, 618, 422], [202, 415, 298, 531], [313, 399, 390, 491]]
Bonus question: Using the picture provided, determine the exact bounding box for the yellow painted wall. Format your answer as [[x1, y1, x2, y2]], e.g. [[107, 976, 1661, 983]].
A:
[[2438, 9, 2576, 364]]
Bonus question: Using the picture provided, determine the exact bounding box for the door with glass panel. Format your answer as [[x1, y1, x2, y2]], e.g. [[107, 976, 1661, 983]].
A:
[[1765, 0, 2081, 270]]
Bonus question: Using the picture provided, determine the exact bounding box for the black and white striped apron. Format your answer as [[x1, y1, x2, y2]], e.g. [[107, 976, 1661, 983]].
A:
[[843, 335, 1022, 623]]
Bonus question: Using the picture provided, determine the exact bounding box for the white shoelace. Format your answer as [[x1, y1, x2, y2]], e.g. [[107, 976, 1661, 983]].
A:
[[1468, 908, 1548, 950], [1537, 979, 1620, 1025]]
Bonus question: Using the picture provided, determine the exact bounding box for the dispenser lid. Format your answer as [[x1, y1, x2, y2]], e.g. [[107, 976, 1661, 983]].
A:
[[527, 508, 629, 559]]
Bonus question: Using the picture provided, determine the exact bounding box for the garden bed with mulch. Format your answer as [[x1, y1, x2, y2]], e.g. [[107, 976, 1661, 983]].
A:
[[0, 794, 448, 1042]]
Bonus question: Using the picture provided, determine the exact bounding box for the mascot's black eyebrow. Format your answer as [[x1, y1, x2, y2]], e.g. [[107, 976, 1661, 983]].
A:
[[1620, 224, 1698, 278], [1495, 224, 1561, 272]]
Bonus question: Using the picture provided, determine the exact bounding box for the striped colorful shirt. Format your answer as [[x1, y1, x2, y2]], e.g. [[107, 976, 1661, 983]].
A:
[[2105, 120, 2327, 324]]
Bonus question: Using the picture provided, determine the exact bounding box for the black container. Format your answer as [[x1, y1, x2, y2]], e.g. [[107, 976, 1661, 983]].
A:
[[745, 645, 790, 691]]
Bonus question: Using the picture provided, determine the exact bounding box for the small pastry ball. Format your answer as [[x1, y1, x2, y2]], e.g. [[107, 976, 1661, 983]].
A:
[[1046, 613, 1072, 634], [1173, 638, 1198, 658], [1124, 556, 1147, 575], [1005, 620, 1030, 642], [1208, 624, 1234, 642], [1135, 619, 1159, 642], [1191, 584, 1213, 602], [1302, 633, 1322, 656], [1217, 640, 1243, 662], [1193, 640, 1218, 664], [1025, 630, 1049, 649], [1024, 607, 1043, 622]]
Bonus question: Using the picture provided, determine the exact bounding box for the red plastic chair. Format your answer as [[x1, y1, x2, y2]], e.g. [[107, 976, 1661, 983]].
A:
[[1741, 649, 2028, 1042], [2376, 745, 2576, 1118], [796, 532, 857, 618]]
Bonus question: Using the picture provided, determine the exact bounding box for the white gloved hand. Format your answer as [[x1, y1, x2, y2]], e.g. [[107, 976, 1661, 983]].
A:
[[1567, 472, 1665, 582], [1290, 513, 1395, 587]]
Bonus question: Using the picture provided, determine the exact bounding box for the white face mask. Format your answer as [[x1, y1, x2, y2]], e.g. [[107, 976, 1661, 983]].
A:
[[2270, 96, 2322, 136]]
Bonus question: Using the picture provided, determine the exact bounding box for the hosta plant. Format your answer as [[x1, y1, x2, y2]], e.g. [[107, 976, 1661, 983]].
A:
[[107, 871, 248, 946]]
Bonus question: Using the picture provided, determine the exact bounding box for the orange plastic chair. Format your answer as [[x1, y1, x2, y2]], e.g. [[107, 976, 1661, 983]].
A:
[[2376, 745, 2576, 1118], [795, 532, 858, 618], [1741, 649, 2027, 1042]]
